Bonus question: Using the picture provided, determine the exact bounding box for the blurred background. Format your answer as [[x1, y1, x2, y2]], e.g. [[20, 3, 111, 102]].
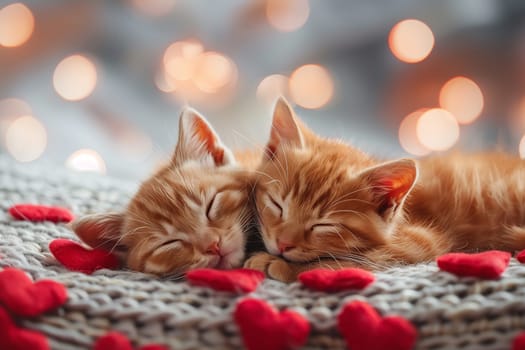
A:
[[1, 0, 525, 180]]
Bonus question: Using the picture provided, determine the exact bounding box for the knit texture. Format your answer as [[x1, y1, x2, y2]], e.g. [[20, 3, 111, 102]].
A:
[[1, 156, 525, 350]]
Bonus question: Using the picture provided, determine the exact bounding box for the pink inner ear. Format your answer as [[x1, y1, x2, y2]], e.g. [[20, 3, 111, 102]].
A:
[[377, 176, 413, 203], [192, 117, 224, 165], [369, 163, 416, 212]]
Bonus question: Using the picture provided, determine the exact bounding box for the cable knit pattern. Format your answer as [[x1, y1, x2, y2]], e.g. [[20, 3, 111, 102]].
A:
[[1, 157, 525, 350]]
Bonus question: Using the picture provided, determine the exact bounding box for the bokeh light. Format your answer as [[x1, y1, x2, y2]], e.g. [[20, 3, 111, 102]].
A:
[[194, 52, 237, 93], [289, 64, 334, 109], [66, 149, 106, 174], [266, 0, 309, 32], [0, 3, 34, 48], [0, 98, 32, 145], [520, 135, 525, 159], [163, 39, 204, 82], [256, 74, 290, 105], [154, 68, 177, 93], [5, 116, 47, 162], [416, 108, 459, 151], [129, 0, 176, 17], [398, 109, 431, 156], [439, 76, 484, 124], [160, 40, 237, 105], [388, 19, 434, 63], [53, 55, 98, 101], [0, 98, 31, 118]]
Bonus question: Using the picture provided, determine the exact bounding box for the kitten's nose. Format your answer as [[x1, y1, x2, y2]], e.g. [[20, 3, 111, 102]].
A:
[[206, 241, 221, 256], [278, 240, 294, 254]]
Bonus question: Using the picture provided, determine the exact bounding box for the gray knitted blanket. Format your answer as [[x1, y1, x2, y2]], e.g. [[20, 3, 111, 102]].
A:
[[1, 156, 524, 350]]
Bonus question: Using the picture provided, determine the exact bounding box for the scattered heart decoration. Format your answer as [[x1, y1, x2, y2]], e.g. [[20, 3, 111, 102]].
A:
[[8, 204, 74, 223], [337, 300, 417, 350], [186, 268, 265, 294], [93, 332, 168, 350], [0, 307, 50, 350], [517, 250, 525, 264], [94, 332, 132, 350], [49, 239, 120, 274], [436, 250, 511, 279], [234, 298, 310, 350], [0, 267, 67, 317], [513, 331, 525, 350], [298, 268, 375, 292]]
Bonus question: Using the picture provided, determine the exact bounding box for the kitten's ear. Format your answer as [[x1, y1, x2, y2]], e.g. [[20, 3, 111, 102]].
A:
[[265, 97, 304, 159], [359, 159, 418, 220], [71, 213, 126, 252], [173, 108, 235, 166]]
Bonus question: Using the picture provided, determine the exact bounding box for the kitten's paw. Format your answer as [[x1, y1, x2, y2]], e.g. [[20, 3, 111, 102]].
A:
[[244, 253, 296, 283], [244, 252, 275, 271]]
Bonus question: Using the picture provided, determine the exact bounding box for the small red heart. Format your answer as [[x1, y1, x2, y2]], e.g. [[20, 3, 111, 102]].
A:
[[93, 332, 168, 350], [186, 268, 265, 293], [298, 268, 375, 292], [513, 331, 525, 350], [436, 250, 510, 279], [9, 204, 74, 223], [234, 298, 310, 350], [517, 250, 525, 263], [49, 239, 120, 274], [0, 268, 67, 317], [0, 307, 50, 350], [94, 332, 132, 350], [337, 300, 417, 350]]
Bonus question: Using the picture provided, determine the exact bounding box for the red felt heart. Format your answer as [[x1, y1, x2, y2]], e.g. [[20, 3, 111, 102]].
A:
[[186, 268, 265, 293], [337, 300, 417, 350], [513, 331, 525, 350], [436, 250, 511, 279], [298, 268, 375, 292], [0, 268, 67, 317], [234, 298, 310, 350], [94, 332, 133, 350], [93, 332, 168, 350], [9, 204, 74, 223], [49, 239, 120, 274], [0, 307, 50, 350], [517, 250, 525, 264]]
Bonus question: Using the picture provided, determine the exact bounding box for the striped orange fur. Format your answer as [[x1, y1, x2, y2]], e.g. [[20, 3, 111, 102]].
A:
[[245, 98, 525, 282], [73, 108, 259, 277]]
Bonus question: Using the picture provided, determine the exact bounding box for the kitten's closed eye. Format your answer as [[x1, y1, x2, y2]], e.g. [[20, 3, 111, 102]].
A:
[[310, 223, 336, 234], [206, 193, 219, 221], [158, 239, 181, 249], [207, 191, 241, 221], [264, 194, 283, 218]]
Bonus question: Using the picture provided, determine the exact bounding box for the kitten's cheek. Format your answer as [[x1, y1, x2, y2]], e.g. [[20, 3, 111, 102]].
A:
[[261, 233, 279, 255], [266, 244, 279, 256]]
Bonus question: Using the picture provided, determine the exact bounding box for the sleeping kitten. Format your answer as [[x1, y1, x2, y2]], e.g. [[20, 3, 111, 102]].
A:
[[73, 108, 259, 277], [245, 98, 525, 282]]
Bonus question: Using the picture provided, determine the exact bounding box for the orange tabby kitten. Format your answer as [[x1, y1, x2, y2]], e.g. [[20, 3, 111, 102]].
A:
[[73, 108, 259, 277], [245, 98, 525, 282]]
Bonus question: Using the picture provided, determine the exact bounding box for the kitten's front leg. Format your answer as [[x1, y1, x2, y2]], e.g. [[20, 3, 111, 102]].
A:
[[244, 252, 302, 283], [244, 253, 361, 282]]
